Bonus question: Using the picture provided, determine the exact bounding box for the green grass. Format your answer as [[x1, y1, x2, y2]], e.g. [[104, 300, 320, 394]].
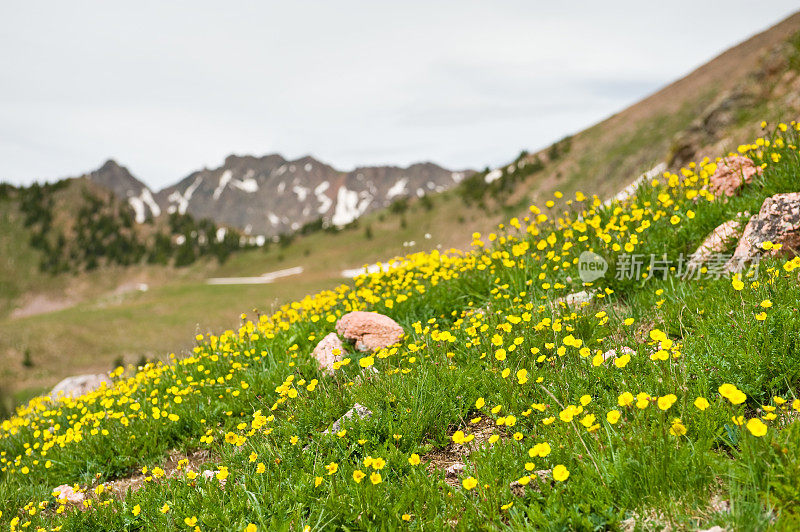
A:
[[1, 125, 800, 530]]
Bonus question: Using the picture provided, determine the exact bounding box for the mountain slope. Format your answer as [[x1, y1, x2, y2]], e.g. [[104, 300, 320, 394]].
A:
[[85, 160, 161, 223]]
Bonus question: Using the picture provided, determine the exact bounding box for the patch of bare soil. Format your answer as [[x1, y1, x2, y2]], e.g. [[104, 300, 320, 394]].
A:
[[105, 449, 213, 499], [10, 294, 76, 319], [423, 416, 506, 488]]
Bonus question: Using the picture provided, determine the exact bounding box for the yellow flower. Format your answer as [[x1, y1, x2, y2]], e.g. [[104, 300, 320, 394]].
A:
[[325, 462, 338, 475], [244, 524, 257, 532], [732, 276, 744, 291], [256, 463, 266, 474], [552, 465, 569, 482], [370, 472, 382, 485], [359, 356, 374, 368], [718, 383, 747, 405], [746, 418, 768, 437], [408, 454, 421, 466], [618, 392, 634, 407], [694, 397, 710, 411], [475, 397, 485, 409], [606, 410, 621, 424], [401, 514, 411, 521], [528, 442, 551, 458], [184, 516, 198, 527], [132, 504, 141, 516], [160, 503, 170, 514], [657, 394, 677, 411], [314, 476, 323, 487], [462, 476, 478, 490], [615, 354, 631, 368], [353, 470, 366, 483], [669, 418, 687, 437]]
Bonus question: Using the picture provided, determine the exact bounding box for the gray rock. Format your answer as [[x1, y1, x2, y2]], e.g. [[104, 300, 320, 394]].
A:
[[323, 403, 372, 435], [49, 374, 112, 401]]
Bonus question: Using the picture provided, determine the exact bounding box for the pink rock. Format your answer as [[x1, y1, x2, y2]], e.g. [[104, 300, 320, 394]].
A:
[[687, 219, 743, 269], [53, 484, 85, 504], [709, 156, 763, 197], [725, 192, 800, 271], [335, 311, 404, 352], [312, 332, 344, 374]]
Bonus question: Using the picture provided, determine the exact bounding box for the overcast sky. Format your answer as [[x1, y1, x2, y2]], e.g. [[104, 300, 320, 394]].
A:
[[1, 2, 798, 189]]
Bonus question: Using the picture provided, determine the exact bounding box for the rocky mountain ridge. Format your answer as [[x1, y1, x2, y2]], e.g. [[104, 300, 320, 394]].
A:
[[82, 155, 469, 238]]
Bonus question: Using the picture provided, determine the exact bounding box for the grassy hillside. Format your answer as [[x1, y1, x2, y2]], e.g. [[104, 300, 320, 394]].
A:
[[1, 123, 800, 530]]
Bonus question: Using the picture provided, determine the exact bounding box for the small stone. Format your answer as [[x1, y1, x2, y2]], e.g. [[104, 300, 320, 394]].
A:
[[698, 526, 726, 532], [552, 290, 593, 308], [509, 470, 552, 495], [53, 484, 85, 504], [311, 332, 344, 374], [709, 155, 763, 197], [336, 311, 404, 352], [445, 462, 465, 477], [323, 403, 372, 435]]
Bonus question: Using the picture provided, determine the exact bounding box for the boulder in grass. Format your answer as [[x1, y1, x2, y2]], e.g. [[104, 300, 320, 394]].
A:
[[335, 311, 404, 352], [709, 155, 763, 198], [687, 219, 744, 269], [311, 332, 344, 374], [725, 192, 800, 272], [49, 374, 112, 401]]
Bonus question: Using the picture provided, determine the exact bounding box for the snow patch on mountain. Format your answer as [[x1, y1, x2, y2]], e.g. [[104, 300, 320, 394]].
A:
[[213, 170, 233, 200], [484, 169, 502, 184], [332, 186, 372, 227], [386, 178, 408, 200], [128, 188, 162, 223], [293, 185, 309, 202], [232, 178, 259, 193], [314, 182, 332, 214], [168, 176, 203, 215]]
